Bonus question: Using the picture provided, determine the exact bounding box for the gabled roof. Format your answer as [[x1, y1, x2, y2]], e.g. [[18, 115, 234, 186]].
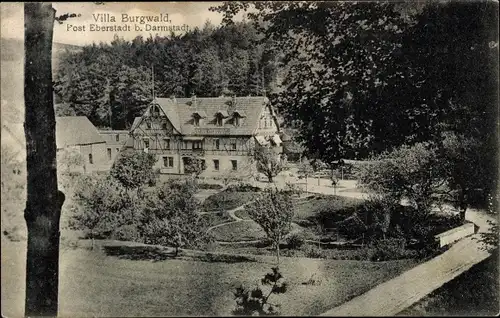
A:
[[147, 96, 272, 136], [56, 116, 105, 148]]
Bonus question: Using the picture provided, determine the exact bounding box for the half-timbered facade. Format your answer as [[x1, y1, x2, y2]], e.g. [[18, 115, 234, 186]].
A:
[[128, 96, 282, 176]]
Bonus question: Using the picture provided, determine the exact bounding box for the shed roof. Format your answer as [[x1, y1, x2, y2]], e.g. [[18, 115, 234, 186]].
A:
[[55, 116, 105, 148]]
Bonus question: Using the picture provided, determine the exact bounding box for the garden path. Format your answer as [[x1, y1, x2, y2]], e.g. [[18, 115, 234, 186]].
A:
[[319, 208, 495, 316]]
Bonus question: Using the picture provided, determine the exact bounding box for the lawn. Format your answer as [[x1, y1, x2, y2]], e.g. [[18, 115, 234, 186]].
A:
[[1, 238, 418, 317], [398, 250, 499, 316], [293, 194, 363, 223], [209, 220, 266, 242], [234, 194, 363, 223], [200, 211, 233, 227], [202, 190, 262, 211]]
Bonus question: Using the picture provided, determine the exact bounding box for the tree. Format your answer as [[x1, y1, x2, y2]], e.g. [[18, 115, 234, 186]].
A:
[[183, 156, 207, 178], [211, 1, 413, 162], [358, 142, 445, 215], [246, 188, 294, 265], [23, 3, 65, 315], [438, 132, 490, 221], [407, 1, 499, 220], [253, 146, 287, 183], [140, 180, 211, 256], [56, 147, 85, 174], [69, 175, 142, 248], [311, 159, 328, 186], [110, 151, 157, 193], [297, 158, 313, 193]]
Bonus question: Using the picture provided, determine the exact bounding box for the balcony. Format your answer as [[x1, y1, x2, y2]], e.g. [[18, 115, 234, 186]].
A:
[[180, 148, 204, 156]]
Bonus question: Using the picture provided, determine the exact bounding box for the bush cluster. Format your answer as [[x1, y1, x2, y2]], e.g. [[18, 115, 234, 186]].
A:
[[226, 182, 261, 192], [197, 183, 223, 190], [69, 175, 213, 255]]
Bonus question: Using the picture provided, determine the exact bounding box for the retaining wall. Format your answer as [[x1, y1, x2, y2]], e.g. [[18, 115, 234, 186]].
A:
[[434, 223, 475, 248]]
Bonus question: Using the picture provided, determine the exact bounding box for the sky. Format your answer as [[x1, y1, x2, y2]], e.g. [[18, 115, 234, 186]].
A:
[[1, 2, 244, 46]]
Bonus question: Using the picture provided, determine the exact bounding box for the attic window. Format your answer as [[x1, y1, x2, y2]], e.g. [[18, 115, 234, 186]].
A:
[[216, 114, 223, 126], [193, 114, 202, 126], [151, 105, 160, 117], [192, 111, 206, 126], [233, 110, 246, 127], [215, 110, 228, 127]]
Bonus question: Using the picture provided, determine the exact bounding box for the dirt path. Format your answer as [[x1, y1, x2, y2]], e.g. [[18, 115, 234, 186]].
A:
[[319, 208, 495, 316]]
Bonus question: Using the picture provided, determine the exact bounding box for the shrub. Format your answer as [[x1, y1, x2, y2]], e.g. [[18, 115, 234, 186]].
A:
[[286, 232, 306, 250], [197, 183, 223, 190], [284, 181, 302, 197], [371, 238, 417, 261], [111, 224, 141, 242], [226, 182, 261, 192], [233, 267, 288, 316], [301, 244, 326, 259]]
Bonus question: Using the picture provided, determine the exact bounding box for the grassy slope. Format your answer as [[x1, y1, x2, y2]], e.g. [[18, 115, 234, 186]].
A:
[[2, 239, 417, 317], [210, 221, 266, 241], [399, 250, 499, 316], [294, 194, 363, 221], [202, 191, 261, 211]]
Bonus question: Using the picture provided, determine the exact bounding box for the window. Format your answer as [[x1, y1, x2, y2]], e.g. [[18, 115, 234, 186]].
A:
[[107, 148, 112, 160], [162, 123, 168, 130], [194, 116, 200, 126], [115, 134, 119, 142], [216, 115, 223, 126], [213, 159, 219, 171], [116, 148, 120, 153], [151, 106, 160, 117], [88, 153, 93, 164], [183, 141, 189, 149], [231, 160, 237, 171], [234, 116, 240, 126], [192, 141, 202, 150], [214, 139, 220, 150], [144, 139, 150, 149], [163, 156, 174, 168], [230, 140, 237, 150], [164, 138, 171, 150], [146, 121, 152, 129]]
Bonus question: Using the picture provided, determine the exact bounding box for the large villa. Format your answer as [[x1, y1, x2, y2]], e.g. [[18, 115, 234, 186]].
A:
[[128, 95, 283, 176]]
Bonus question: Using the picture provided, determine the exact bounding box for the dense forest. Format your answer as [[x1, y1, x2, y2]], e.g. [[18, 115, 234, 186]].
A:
[[54, 21, 280, 130], [53, 1, 497, 174]]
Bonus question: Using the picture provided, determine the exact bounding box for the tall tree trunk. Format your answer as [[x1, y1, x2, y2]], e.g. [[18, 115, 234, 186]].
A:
[[24, 3, 64, 316]]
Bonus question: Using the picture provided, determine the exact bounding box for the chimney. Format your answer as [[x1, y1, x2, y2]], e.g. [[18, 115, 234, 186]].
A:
[[231, 95, 236, 106], [191, 94, 197, 106], [170, 94, 176, 103]]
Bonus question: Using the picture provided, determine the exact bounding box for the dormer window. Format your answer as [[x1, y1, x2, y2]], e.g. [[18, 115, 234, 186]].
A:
[[216, 115, 223, 126], [232, 110, 246, 127], [215, 110, 229, 127], [192, 111, 207, 126]]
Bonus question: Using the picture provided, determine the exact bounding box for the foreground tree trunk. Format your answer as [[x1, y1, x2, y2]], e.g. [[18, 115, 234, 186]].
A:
[[24, 3, 65, 316]]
